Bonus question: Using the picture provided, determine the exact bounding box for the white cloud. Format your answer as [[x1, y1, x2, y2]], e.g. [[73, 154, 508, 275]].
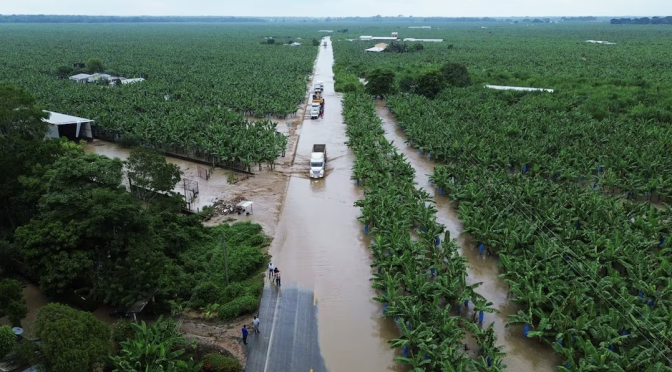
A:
[[2, 0, 671, 17]]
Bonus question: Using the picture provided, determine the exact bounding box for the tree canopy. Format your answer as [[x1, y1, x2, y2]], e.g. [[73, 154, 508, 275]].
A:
[[0, 278, 28, 327], [365, 68, 396, 98], [35, 303, 111, 372]]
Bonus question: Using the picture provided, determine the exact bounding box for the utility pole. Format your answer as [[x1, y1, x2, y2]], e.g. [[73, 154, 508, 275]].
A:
[[222, 234, 230, 285]]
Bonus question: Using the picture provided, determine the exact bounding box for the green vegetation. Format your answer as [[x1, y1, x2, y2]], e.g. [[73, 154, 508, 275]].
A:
[[35, 303, 111, 372], [202, 353, 243, 372], [334, 23, 672, 371], [0, 326, 14, 360], [0, 279, 28, 327], [110, 317, 202, 372], [343, 92, 501, 370], [0, 84, 268, 320], [0, 24, 320, 170]]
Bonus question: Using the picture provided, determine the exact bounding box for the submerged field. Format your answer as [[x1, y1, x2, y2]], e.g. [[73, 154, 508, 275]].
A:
[[333, 23, 672, 371]]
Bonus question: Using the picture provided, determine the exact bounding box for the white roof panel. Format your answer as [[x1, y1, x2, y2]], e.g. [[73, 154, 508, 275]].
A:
[[43, 110, 94, 125], [69, 73, 92, 79]]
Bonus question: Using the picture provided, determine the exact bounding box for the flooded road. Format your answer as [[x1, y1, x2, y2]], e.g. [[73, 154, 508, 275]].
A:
[[376, 103, 560, 371], [267, 37, 399, 372]]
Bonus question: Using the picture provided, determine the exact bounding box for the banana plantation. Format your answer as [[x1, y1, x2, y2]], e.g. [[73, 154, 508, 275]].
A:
[[0, 24, 318, 167], [334, 22, 672, 371], [344, 93, 504, 371]]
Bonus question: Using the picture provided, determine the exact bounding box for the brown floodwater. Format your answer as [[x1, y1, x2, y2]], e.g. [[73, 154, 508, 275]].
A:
[[267, 37, 401, 372], [376, 103, 560, 371]]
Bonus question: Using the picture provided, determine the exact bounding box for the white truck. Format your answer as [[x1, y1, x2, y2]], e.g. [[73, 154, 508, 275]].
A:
[[313, 81, 324, 93], [310, 144, 327, 178], [309, 103, 321, 119]]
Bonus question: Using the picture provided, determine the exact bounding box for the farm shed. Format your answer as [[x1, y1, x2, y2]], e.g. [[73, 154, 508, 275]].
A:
[[119, 77, 145, 85], [403, 38, 444, 42], [43, 110, 94, 140], [485, 85, 554, 93], [69, 73, 93, 83], [365, 43, 388, 52], [371, 36, 399, 41], [318, 30, 334, 32], [586, 40, 616, 44], [360, 35, 373, 40], [290, 42, 301, 46], [409, 26, 431, 29]]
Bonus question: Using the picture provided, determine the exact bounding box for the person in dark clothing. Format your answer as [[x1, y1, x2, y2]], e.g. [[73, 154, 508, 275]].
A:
[[241, 325, 249, 345]]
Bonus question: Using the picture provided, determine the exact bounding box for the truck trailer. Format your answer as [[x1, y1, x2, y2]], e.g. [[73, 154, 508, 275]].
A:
[[310, 144, 327, 178]]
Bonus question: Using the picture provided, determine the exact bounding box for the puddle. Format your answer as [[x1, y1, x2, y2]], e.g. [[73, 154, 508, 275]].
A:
[[267, 37, 400, 372], [375, 102, 560, 372]]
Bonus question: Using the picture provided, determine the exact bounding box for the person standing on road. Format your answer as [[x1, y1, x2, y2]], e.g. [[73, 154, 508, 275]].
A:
[[275, 270, 281, 286], [268, 263, 275, 278], [241, 325, 249, 345], [252, 316, 260, 334]]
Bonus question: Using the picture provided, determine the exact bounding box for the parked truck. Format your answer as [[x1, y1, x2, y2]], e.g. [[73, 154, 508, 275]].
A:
[[310, 144, 327, 178], [313, 81, 324, 93]]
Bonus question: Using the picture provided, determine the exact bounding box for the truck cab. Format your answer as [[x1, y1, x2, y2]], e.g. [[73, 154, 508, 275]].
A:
[[310, 144, 327, 178], [313, 81, 324, 93], [309, 103, 321, 119]]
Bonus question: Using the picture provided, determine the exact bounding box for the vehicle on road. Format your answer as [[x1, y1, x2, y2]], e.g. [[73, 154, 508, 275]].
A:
[[309, 102, 321, 119], [313, 81, 323, 93], [310, 144, 327, 178]]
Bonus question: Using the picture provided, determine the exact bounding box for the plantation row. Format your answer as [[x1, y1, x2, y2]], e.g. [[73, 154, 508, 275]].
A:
[[343, 93, 503, 371], [0, 24, 319, 164], [428, 163, 672, 371], [387, 92, 672, 200]]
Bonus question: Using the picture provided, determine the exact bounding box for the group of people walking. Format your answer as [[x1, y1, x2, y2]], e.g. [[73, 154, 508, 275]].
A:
[[269, 262, 281, 286], [241, 315, 261, 345], [240, 262, 283, 346]]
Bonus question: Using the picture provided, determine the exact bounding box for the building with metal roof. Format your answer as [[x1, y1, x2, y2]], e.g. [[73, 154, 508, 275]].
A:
[[43, 110, 94, 140], [403, 38, 444, 42], [485, 85, 554, 93]]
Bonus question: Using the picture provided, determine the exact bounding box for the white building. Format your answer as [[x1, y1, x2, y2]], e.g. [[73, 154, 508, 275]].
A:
[[485, 85, 554, 93], [403, 38, 444, 42], [585, 40, 616, 45], [69, 73, 93, 83], [43, 111, 94, 140]]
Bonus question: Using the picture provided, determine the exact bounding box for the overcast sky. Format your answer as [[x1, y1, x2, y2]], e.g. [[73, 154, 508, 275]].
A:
[[2, 0, 670, 17]]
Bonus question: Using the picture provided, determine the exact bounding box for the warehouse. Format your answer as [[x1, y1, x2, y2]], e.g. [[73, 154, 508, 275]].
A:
[[43, 110, 94, 141]]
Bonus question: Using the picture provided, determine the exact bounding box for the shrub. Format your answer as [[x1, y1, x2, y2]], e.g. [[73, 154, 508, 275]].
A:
[[222, 283, 245, 302], [201, 353, 242, 372], [217, 295, 258, 321], [0, 325, 14, 360], [111, 320, 135, 349], [193, 281, 224, 309]]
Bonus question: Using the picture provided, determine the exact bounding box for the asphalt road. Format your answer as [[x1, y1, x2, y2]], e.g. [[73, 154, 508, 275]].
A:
[[244, 281, 328, 372]]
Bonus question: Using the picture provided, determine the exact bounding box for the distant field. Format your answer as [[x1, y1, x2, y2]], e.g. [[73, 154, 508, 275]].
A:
[[0, 23, 323, 166]]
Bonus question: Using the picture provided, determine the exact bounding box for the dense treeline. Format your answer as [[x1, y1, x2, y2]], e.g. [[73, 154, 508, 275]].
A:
[[0, 15, 266, 23], [561, 16, 598, 21], [0, 84, 268, 321], [611, 16, 672, 24]]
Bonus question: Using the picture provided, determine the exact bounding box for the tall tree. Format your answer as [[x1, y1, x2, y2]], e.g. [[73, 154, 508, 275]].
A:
[[0, 278, 28, 327], [365, 68, 396, 98], [0, 84, 62, 229], [35, 303, 111, 372], [126, 147, 182, 205], [13, 148, 168, 306], [86, 58, 105, 73]]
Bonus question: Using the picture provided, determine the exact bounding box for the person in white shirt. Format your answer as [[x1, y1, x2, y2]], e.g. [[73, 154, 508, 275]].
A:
[[252, 316, 260, 334], [268, 263, 274, 278]]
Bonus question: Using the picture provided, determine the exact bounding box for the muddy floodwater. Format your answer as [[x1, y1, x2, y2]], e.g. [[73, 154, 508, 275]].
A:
[[268, 38, 400, 372], [376, 103, 560, 371]]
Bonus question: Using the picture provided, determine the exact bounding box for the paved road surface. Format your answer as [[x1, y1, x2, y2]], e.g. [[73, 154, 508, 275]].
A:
[[244, 281, 328, 372]]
